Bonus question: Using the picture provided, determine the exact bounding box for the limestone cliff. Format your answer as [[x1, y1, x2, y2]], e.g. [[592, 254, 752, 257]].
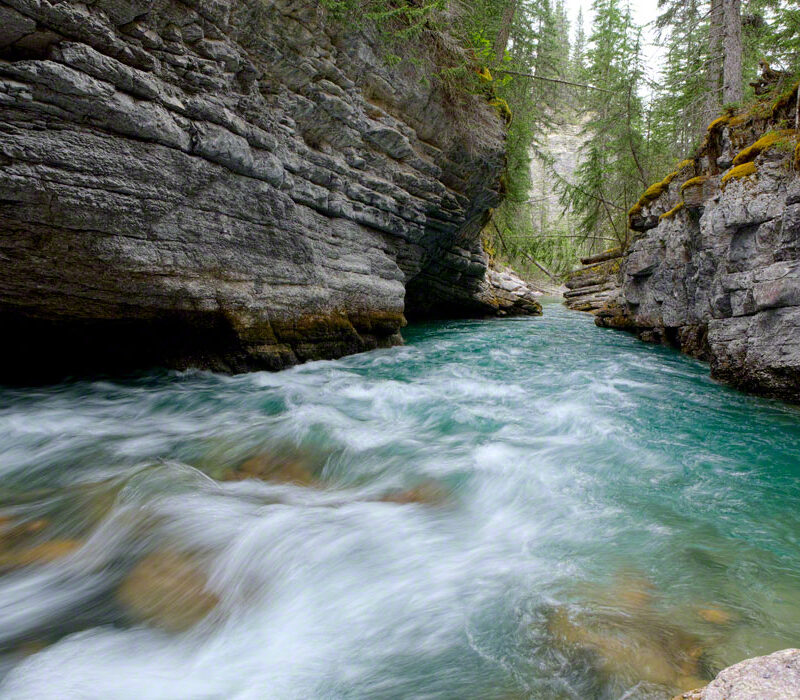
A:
[[597, 85, 800, 402], [0, 0, 539, 380]]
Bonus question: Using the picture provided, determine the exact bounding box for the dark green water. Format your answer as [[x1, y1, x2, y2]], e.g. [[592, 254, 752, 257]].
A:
[[0, 302, 799, 698]]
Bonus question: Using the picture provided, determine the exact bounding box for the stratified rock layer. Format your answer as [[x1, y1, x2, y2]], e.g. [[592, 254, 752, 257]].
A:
[[598, 104, 800, 401], [0, 0, 532, 380]]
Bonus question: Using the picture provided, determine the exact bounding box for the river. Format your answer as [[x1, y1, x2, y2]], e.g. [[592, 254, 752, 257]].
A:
[[1, 302, 799, 699]]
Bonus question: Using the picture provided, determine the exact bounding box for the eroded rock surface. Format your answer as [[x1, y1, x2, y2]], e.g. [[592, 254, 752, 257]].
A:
[[0, 0, 535, 380], [673, 648, 800, 700]]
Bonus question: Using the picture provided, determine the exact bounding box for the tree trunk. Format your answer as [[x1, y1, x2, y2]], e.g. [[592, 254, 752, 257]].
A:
[[722, 0, 743, 104], [493, 0, 516, 63], [705, 0, 723, 122], [580, 248, 622, 266]]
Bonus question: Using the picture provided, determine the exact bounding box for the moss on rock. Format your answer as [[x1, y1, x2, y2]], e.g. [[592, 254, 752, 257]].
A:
[[732, 129, 797, 166], [707, 116, 729, 132], [660, 202, 685, 220], [680, 176, 708, 194], [721, 161, 758, 187]]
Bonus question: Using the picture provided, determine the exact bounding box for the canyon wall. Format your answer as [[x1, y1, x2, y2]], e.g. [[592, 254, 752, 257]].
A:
[[597, 94, 800, 401], [0, 0, 539, 380]]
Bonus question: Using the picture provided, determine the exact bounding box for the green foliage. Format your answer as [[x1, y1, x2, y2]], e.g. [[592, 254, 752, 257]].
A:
[[320, 0, 447, 39], [554, 0, 649, 252]]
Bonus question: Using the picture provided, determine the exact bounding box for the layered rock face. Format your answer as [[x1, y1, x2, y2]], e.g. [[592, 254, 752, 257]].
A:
[[0, 0, 534, 380], [597, 99, 800, 401], [564, 248, 622, 313]]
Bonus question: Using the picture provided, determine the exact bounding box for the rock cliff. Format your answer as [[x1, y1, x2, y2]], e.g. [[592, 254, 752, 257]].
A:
[[0, 0, 539, 380], [597, 86, 800, 401]]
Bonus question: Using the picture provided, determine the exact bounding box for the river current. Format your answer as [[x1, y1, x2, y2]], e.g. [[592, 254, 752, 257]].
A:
[[0, 302, 799, 699]]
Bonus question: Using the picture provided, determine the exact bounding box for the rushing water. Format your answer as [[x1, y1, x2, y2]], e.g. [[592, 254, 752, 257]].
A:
[[1, 302, 800, 699]]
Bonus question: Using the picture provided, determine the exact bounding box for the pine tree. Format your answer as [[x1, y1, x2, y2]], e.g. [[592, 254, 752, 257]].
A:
[[571, 6, 587, 82], [559, 0, 647, 250]]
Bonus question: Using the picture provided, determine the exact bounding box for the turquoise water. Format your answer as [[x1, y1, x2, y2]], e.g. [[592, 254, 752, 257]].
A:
[[1, 302, 800, 698]]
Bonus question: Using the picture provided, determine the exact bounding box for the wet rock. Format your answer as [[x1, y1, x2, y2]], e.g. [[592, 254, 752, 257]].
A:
[[672, 648, 800, 700], [564, 257, 622, 315], [485, 267, 543, 316], [117, 550, 219, 632]]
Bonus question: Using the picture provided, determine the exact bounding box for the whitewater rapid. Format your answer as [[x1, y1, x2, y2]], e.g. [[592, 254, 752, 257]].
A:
[[1, 303, 799, 699]]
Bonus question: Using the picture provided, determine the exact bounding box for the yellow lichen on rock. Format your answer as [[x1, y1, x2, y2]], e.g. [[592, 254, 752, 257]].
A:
[[676, 159, 694, 171], [732, 129, 797, 166], [660, 202, 685, 220], [729, 114, 748, 128], [721, 162, 758, 187], [680, 176, 708, 194]]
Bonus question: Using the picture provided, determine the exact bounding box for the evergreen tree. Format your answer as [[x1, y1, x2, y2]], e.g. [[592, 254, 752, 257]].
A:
[[571, 6, 587, 82], [558, 0, 647, 250]]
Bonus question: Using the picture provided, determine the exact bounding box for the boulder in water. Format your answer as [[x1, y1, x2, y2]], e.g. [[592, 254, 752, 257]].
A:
[[672, 648, 800, 699]]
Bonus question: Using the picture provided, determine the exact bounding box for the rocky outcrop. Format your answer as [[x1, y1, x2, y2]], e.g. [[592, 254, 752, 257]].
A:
[[674, 648, 800, 700], [564, 253, 622, 313], [0, 0, 536, 380], [485, 266, 543, 316], [597, 89, 800, 401]]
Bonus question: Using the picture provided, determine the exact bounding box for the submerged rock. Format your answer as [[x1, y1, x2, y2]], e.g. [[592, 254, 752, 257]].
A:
[[549, 606, 707, 692], [221, 451, 316, 486], [378, 481, 449, 506], [117, 550, 219, 632], [673, 648, 800, 700], [549, 573, 712, 693], [0, 516, 82, 570], [696, 608, 734, 626], [0, 539, 82, 570]]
